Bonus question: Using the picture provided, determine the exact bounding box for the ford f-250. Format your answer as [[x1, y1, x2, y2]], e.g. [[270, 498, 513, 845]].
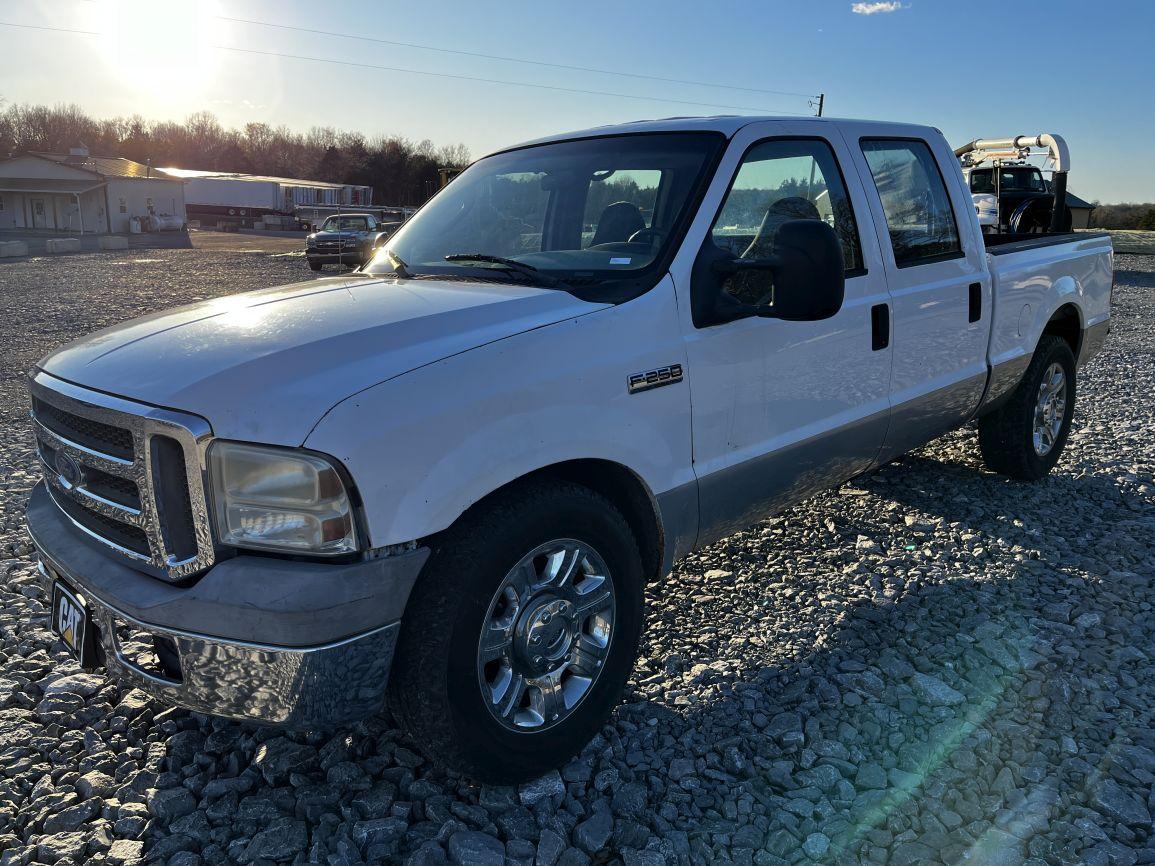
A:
[[26, 116, 1112, 783]]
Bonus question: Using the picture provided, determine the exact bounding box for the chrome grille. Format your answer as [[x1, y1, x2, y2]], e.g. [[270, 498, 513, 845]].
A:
[[30, 373, 216, 581]]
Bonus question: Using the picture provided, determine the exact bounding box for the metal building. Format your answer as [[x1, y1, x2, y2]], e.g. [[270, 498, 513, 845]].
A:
[[0, 145, 186, 233]]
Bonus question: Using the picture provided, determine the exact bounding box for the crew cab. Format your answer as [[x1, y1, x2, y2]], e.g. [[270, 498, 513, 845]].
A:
[[305, 213, 397, 271], [26, 116, 1112, 783]]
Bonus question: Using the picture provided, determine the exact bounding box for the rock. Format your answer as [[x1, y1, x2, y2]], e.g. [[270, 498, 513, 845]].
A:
[[611, 782, 648, 817], [536, 828, 567, 866], [105, 839, 145, 866], [855, 762, 887, 790], [353, 817, 408, 848], [76, 770, 117, 799], [909, 672, 966, 706], [148, 786, 197, 821], [36, 832, 89, 864], [447, 831, 504, 866], [43, 798, 101, 832], [668, 758, 696, 782], [574, 808, 614, 854], [519, 770, 565, 807], [557, 850, 592, 866], [41, 672, 104, 697], [622, 851, 666, 866], [252, 738, 317, 784], [802, 833, 830, 859], [245, 821, 309, 860], [406, 843, 450, 866], [1093, 780, 1152, 826]]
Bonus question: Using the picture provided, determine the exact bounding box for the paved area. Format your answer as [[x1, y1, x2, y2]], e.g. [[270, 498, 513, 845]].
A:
[[0, 250, 1151, 866]]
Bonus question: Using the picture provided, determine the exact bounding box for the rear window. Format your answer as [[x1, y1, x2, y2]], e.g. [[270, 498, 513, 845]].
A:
[[861, 139, 962, 267], [323, 216, 369, 231]]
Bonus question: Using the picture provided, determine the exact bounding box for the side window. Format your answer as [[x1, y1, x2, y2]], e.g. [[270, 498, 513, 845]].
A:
[[860, 139, 961, 266], [710, 138, 863, 291]]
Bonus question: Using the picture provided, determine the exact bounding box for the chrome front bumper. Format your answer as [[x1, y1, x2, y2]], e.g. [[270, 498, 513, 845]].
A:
[[36, 556, 399, 728]]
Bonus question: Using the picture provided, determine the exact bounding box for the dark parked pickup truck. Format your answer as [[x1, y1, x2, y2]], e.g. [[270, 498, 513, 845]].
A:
[[305, 214, 401, 271]]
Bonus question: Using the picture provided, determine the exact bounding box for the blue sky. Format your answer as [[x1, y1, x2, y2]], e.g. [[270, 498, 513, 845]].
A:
[[3, 0, 1153, 202]]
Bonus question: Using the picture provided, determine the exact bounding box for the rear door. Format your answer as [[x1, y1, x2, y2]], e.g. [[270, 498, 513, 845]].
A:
[[838, 128, 990, 461], [669, 120, 893, 546]]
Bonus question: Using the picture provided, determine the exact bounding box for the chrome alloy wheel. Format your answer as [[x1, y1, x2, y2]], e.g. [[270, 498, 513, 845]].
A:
[[1033, 362, 1068, 457], [477, 539, 616, 732]]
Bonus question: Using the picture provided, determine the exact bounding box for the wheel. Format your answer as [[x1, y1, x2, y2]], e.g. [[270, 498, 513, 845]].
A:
[[389, 480, 644, 783], [978, 334, 1076, 480], [308, 260, 322, 272]]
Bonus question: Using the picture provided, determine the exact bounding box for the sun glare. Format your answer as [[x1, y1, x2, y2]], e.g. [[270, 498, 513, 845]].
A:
[[95, 0, 223, 100]]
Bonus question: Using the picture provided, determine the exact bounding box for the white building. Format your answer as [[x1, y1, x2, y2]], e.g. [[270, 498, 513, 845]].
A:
[[0, 146, 186, 233], [157, 168, 372, 227]]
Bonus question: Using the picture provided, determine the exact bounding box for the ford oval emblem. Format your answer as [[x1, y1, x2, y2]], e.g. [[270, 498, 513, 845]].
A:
[[55, 452, 83, 488]]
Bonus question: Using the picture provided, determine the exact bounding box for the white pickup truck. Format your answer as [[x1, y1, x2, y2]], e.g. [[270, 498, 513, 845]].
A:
[[26, 116, 1112, 783]]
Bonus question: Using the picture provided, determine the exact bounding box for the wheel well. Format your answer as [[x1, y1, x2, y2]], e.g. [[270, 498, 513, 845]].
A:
[[453, 460, 665, 583], [1042, 304, 1082, 360]]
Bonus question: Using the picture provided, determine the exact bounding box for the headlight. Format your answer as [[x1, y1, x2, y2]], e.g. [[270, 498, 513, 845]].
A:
[[306, 237, 317, 247], [207, 442, 358, 555]]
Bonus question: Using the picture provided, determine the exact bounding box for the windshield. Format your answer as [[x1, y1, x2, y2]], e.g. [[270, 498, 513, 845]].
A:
[[321, 216, 370, 232], [365, 133, 723, 290], [969, 168, 1047, 193]]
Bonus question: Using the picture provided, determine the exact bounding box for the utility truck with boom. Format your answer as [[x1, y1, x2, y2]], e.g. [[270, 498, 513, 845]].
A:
[[27, 116, 1112, 782]]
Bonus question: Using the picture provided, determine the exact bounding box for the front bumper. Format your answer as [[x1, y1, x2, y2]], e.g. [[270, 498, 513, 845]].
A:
[[28, 482, 429, 728], [307, 250, 364, 264]]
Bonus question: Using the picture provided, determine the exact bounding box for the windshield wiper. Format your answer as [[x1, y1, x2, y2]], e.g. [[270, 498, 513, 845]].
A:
[[444, 253, 566, 289], [383, 250, 412, 279]]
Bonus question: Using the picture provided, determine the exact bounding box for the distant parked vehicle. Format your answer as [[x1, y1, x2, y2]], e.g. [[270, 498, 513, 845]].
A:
[[305, 213, 396, 271], [957, 136, 1076, 234]]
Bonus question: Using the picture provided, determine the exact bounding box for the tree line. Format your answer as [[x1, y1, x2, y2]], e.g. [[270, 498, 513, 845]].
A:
[[0, 102, 471, 206], [1088, 202, 1155, 231]]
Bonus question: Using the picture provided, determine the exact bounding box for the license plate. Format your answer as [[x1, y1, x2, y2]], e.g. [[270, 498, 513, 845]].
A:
[[51, 580, 90, 665]]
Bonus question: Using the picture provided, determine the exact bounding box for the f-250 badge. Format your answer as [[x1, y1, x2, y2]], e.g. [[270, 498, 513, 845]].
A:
[[628, 364, 683, 394]]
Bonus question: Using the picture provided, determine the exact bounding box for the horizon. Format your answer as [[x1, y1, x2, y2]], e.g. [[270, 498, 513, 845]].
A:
[[2, 0, 1152, 203]]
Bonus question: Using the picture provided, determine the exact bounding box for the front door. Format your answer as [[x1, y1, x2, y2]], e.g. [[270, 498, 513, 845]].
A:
[[671, 122, 893, 546], [837, 130, 991, 461], [31, 198, 49, 229]]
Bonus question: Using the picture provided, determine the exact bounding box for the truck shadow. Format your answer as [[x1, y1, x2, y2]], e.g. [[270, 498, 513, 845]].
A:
[[625, 558, 1148, 865]]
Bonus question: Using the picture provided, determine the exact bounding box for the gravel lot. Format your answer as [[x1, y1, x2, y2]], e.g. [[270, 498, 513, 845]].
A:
[[0, 249, 1152, 866]]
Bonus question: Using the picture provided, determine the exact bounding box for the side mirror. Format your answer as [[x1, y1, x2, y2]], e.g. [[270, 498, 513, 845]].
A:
[[692, 219, 846, 326]]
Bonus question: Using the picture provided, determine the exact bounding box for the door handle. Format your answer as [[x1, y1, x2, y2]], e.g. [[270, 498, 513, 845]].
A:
[[871, 303, 889, 351], [969, 282, 982, 323]]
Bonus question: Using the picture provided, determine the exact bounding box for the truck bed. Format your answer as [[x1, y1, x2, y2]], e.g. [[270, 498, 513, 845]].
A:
[[983, 230, 1110, 255], [982, 230, 1113, 410]]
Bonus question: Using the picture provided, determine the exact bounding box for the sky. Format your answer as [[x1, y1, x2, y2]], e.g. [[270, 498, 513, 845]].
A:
[[2, 0, 1153, 202]]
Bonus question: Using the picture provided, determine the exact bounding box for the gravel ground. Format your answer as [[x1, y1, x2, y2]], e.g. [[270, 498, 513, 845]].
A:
[[0, 249, 1152, 866]]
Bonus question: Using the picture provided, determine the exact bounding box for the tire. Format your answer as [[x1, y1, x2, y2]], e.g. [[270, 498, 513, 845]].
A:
[[308, 260, 322, 272], [389, 480, 644, 783], [978, 334, 1076, 480]]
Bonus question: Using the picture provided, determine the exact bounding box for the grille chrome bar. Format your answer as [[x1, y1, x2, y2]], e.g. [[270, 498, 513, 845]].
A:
[[45, 483, 152, 563], [39, 454, 144, 522], [33, 418, 135, 475], [30, 372, 216, 581]]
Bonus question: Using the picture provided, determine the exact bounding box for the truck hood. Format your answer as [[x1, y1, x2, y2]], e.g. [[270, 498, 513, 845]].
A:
[[39, 275, 609, 444]]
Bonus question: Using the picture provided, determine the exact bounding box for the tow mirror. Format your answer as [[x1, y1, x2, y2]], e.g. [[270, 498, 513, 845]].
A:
[[693, 219, 846, 326]]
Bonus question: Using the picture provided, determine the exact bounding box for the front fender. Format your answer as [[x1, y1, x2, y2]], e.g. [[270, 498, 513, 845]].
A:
[[303, 279, 695, 550]]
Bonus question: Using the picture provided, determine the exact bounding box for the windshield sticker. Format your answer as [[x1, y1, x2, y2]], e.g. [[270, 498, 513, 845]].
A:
[[609, 257, 632, 265]]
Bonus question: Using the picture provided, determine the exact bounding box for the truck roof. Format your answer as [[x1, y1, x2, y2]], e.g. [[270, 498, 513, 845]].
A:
[[499, 115, 939, 155]]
